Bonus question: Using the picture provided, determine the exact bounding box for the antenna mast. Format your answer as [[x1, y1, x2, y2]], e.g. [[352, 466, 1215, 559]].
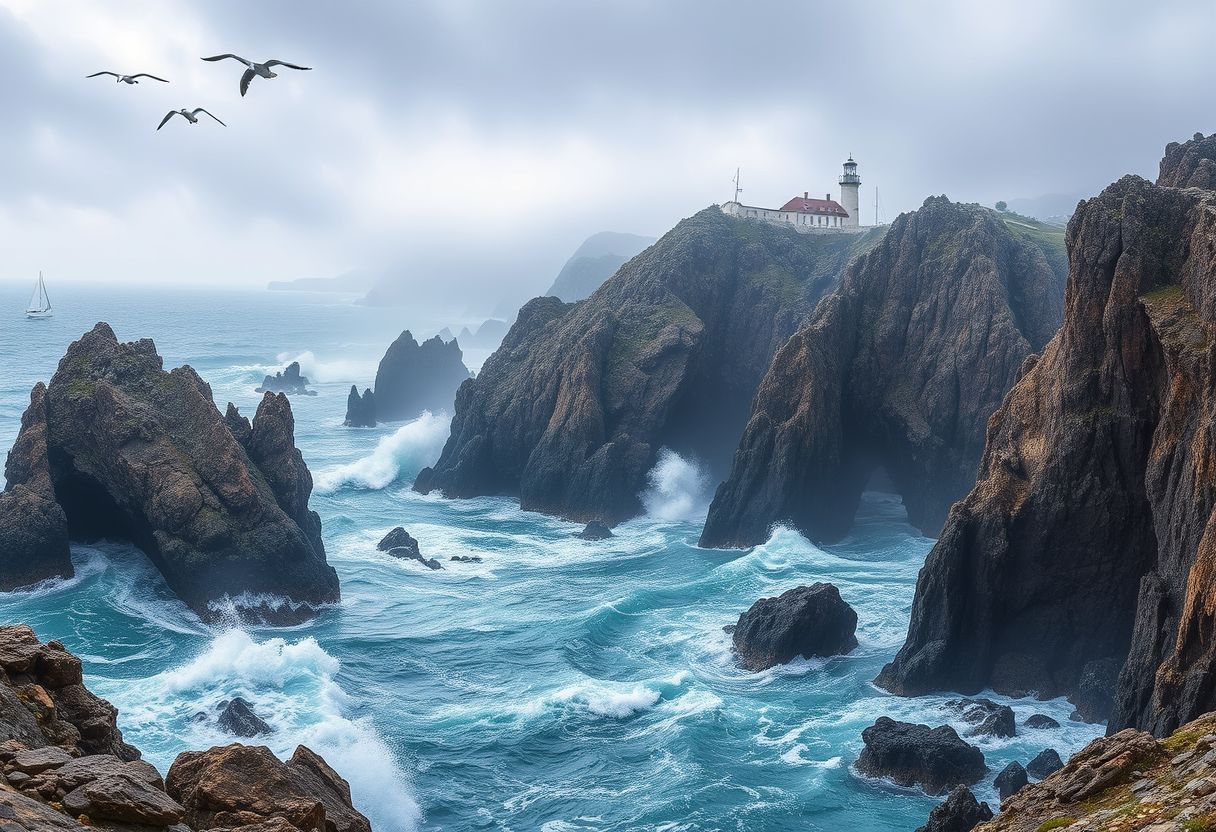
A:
[[731, 167, 742, 204]]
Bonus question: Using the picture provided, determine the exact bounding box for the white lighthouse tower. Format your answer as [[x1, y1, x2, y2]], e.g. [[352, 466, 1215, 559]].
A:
[[839, 155, 861, 228]]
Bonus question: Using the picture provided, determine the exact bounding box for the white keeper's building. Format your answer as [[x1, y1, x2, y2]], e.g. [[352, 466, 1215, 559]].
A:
[[721, 156, 865, 233]]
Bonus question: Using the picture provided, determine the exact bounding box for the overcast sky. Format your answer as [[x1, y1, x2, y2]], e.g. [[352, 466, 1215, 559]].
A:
[[1, 0, 1213, 314]]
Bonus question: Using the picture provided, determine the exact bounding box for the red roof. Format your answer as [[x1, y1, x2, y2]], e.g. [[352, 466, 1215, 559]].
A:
[[778, 196, 848, 216]]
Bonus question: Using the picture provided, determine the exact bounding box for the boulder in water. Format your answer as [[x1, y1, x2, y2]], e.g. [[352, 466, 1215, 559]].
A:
[[856, 717, 986, 795], [914, 785, 993, 832], [1024, 714, 1061, 730], [378, 527, 419, 555], [256, 361, 316, 396], [372, 330, 470, 421], [216, 697, 271, 737], [1026, 748, 1064, 779], [945, 698, 1017, 738], [731, 583, 857, 671], [343, 386, 376, 427], [994, 760, 1028, 800], [575, 520, 613, 540]]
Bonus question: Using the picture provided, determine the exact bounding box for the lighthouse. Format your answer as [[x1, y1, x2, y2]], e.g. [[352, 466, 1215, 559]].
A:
[[839, 155, 861, 228]]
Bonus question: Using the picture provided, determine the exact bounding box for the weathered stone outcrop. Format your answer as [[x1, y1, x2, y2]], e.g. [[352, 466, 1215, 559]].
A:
[[915, 785, 993, 832], [994, 761, 1028, 800], [974, 712, 1216, 832], [575, 520, 613, 540], [0, 324, 339, 624], [256, 362, 315, 396], [876, 134, 1216, 734], [375, 527, 440, 569], [0, 385, 71, 589], [855, 716, 987, 795], [343, 387, 375, 427], [1025, 748, 1063, 779], [730, 583, 858, 671], [415, 208, 882, 523], [700, 197, 1064, 547], [167, 744, 370, 832], [0, 626, 371, 832], [372, 331, 470, 421]]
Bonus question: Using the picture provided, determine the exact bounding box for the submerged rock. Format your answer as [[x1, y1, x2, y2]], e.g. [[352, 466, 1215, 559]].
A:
[[731, 583, 857, 671], [256, 361, 316, 396], [372, 330, 470, 421], [415, 208, 880, 524], [377, 527, 419, 555], [0, 324, 339, 625], [700, 196, 1064, 548], [945, 698, 1016, 738], [575, 520, 613, 540], [1025, 748, 1063, 779], [217, 697, 272, 737], [1024, 714, 1060, 730], [344, 385, 376, 427], [914, 785, 992, 832], [167, 743, 371, 832], [994, 761, 1029, 800], [856, 717, 986, 795], [876, 134, 1216, 734], [449, 555, 482, 563]]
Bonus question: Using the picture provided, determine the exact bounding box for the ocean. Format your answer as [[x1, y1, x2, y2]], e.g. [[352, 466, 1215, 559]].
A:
[[0, 282, 1101, 831]]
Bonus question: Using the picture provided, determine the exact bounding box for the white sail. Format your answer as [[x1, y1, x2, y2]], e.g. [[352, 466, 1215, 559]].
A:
[[26, 272, 52, 317]]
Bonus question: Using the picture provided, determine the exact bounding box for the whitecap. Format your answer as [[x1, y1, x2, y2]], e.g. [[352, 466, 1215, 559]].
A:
[[275, 350, 375, 384], [314, 412, 451, 492], [640, 448, 711, 522]]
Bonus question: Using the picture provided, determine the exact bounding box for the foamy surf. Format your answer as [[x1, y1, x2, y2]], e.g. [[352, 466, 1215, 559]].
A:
[[640, 448, 711, 522], [114, 630, 419, 832], [275, 350, 376, 384], [314, 412, 450, 492]]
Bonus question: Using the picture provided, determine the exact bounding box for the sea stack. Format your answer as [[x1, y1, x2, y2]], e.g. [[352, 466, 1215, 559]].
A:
[[876, 133, 1216, 735], [700, 196, 1065, 547], [415, 207, 880, 523], [256, 360, 315, 396], [344, 385, 376, 427], [372, 330, 470, 421], [0, 323, 340, 624]]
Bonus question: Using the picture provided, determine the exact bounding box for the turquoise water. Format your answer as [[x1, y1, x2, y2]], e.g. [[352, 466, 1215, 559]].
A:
[[0, 284, 1101, 831]]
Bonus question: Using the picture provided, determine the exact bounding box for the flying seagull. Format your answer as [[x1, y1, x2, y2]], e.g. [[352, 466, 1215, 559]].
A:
[[157, 108, 226, 131], [87, 71, 169, 84], [200, 54, 311, 96]]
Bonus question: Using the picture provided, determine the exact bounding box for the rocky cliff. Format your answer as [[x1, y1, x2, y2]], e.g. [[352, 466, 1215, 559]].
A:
[[545, 231, 657, 302], [0, 323, 339, 624], [372, 331, 470, 421], [0, 625, 370, 832], [877, 133, 1216, 734], [415, 207, 883, 523], [700, 197, 1064, 547]]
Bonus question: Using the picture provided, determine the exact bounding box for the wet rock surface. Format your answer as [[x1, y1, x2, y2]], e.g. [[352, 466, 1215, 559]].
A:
[[700, 197, 1064, 547], [946, 699, 1017, 739], [1024, 714, 1061, 730], [1026, 748, 1063, 779], [878, 135, 1216, 734], [0, 325, 339, 625], [730, 583, 857, 671], [994, 761, 1028, 801], [415, 208, 881, 524], [371, 331, 470, 422], [343, 386, 376, 427], [914, 785, 993, 832], [855, 716, 987, 795], [575, 520, 613, 540], [216, 698, 271, 738]]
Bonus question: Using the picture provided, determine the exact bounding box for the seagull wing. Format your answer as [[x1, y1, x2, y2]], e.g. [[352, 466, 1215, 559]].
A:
[[201, 54, 252, 67], [156, 111, 179, 131], [264, 60, 312, 71], [193, 108, 226, 126], [130, 73, 169, 83], [86, 71, 119, 78], [240, 67, 255, 96]]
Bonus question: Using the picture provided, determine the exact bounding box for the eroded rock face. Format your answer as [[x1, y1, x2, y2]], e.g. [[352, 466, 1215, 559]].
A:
[[0, 625, 137, 760], [1025, 749, 1063, 779], [915, 785, 993, 832], [343, 386, 375, 427], [856, 716, 987, 795], [876, 134, 1216, 734], [166, 743, 371, 832], [0, 324, 339, 624], [372, 331, 470, 422], [575, 521, 613, 540], [946, 699, 1017, 739], [730, 583, 858, 671], [415, 208, 882, 523], [256, 362, 315, 396], [994, 761, 1028, 801], [217, 698, 272, 737], [0, 385, 71, 589], [700, 197, 1064, 547]]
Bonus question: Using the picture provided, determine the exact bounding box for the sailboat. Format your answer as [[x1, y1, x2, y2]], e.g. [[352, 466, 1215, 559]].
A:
[[26, 272, 52, 319]]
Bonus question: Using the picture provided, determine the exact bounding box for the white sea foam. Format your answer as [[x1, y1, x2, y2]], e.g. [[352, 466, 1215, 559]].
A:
[[552, 680, 663, 718], [128, 630, 419, 832], [275, 350, 374, 384], [640, 448, 711, 522], [315, 412, 450, 492]]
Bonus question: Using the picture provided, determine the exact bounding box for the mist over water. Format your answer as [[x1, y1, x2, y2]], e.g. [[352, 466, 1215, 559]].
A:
[[0, 286, 1104, 831]]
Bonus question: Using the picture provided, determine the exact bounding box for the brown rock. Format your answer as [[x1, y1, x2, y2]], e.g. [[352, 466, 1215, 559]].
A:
[[75, 773, 184, 826]]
